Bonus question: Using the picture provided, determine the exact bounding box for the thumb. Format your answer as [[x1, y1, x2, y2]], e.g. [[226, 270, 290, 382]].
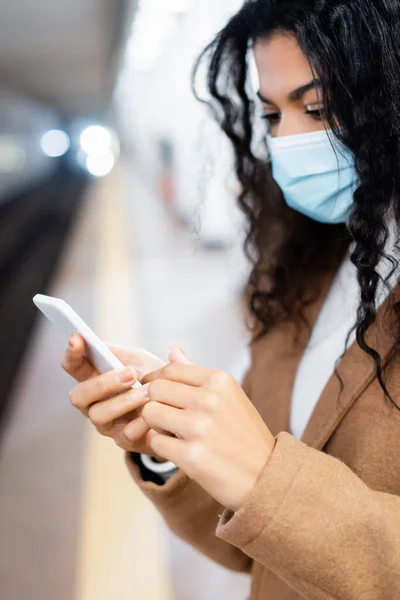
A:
[[168, 346, 193, 365]]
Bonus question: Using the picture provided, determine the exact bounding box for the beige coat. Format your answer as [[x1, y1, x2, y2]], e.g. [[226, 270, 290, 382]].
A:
[[126, 280, 400, 599]]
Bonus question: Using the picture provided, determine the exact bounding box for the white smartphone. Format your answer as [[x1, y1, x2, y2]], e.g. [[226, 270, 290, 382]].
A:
[[33, 293, 142, 388]]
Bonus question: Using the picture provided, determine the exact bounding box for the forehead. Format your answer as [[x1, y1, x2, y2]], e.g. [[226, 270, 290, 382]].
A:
[[253, 34, 315, 100]]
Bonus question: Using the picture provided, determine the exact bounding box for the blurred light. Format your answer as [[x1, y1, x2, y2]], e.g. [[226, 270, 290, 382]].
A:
[[86, 152, 115, 177], [127, 16, 176, 71], [76, 148, 89, 169], [80, 126, 111, 154], [40, 130, 70, 158], [125, 0, 192, 72], [137, 0, 190, 16], [165, 0, 190, 13], [0, 136, 26, 172]]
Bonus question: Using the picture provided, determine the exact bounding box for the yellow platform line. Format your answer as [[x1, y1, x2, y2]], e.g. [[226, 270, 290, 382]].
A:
[[74, 169, 174, 600]]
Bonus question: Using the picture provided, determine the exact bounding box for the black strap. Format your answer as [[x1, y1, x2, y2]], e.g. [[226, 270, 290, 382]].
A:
[[129, 452, 170, 486]]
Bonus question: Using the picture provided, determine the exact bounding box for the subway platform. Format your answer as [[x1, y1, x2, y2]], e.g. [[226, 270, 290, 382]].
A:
[[0, 163, 251, 600]]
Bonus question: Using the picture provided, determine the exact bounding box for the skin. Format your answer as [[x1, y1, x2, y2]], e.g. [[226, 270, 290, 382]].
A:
[[254, 34, 325, 137], [63, 34, 325, 513]]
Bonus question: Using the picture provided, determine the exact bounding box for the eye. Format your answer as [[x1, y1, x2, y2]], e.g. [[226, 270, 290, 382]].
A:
[[261, 113, 281, 126], [304, 107, 325, 121]]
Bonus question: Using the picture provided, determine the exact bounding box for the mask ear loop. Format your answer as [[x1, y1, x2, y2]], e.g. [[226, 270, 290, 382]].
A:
[[326, 127, 358, 222], [309, 58, 358, 221], [308, 61, 341, 220]]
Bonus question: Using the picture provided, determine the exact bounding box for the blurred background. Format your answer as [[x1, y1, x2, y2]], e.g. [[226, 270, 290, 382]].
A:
[[0, 1, 253, 598]]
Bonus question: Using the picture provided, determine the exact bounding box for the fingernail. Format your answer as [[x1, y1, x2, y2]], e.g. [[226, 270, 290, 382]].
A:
[[116, 367, 136, 384], [140, 383, 150, 399], [69, 335, 75, 348]]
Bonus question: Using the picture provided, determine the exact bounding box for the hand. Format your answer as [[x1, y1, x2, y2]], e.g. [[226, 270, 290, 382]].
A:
[[62, 335, 185, 460], [139, 350, 276, 512]]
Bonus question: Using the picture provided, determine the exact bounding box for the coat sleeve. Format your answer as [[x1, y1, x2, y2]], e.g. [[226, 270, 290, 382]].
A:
[[216, 432, 400, 599], [125, 367, 254, 574]]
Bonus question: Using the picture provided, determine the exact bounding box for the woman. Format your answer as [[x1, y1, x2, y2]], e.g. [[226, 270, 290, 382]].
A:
[[63, 1, 400, 598]]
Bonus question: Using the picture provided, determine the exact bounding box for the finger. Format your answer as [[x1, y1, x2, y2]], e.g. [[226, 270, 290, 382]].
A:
[[149, 433, 186, 468], [123, 415, 151, 442], [142, 362, 212, 387], [148, 378, 202, 409], [62, 334, 96, 382], [143, 428, 172, 461], [87, 383, 152, 427], [168, 346, 193, 365], [123, 414, 176, 442], [69, 366, 138, 413], [142, 402, 191, 438]]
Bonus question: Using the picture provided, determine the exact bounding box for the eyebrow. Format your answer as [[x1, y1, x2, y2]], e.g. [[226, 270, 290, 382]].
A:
[[257, 80, 322, 104]]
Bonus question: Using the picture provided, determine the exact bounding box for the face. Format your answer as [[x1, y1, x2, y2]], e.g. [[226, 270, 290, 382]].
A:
[[253, 33, 325, 138]]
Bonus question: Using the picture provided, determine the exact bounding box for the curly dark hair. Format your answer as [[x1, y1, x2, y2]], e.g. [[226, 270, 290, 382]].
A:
[[193, 0, 400, 409]]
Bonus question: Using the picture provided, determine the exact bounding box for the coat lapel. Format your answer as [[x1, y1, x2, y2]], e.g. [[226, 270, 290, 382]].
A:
[[250, 273, 335, 437], [251, 320, 306, 437], [251, 275, 399, 451], [301, 287, 399, 450]]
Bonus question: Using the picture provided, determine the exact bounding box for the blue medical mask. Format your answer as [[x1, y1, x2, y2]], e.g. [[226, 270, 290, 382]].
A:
[[267, 129, 358, 224]]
